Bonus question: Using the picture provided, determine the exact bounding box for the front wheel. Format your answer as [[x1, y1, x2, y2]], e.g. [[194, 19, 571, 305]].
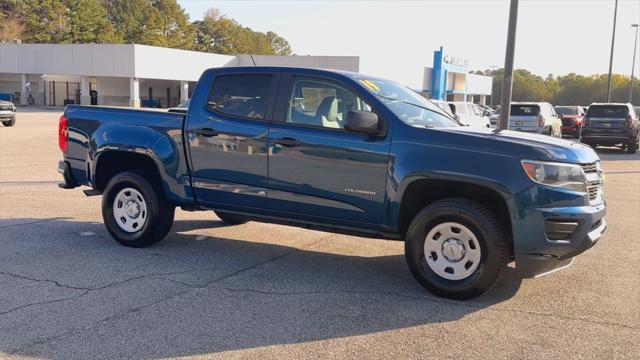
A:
[[405, 198, 509, 299], [2, 116, 15, 127], [102, 171, 174, 247]]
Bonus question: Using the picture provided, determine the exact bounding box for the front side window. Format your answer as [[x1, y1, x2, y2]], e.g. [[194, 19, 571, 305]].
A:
[[287, 78, 371, 129], [207, 74, 272, 119]]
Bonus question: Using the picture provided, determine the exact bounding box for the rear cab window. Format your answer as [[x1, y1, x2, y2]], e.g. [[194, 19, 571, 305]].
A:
[[586, 105, 629, 119], [207, 74, 272, 120], [511, 104, 540, 116]]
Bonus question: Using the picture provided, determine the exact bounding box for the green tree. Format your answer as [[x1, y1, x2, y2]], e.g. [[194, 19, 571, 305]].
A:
[[67, 0, 120, 43], [266, 31, 292, 55], [0, 0, 25, 42], [151, 0, 194, 49], [194, 8, 292, 55], [19, 0, 70, 43], [104, 0, 163, 45]]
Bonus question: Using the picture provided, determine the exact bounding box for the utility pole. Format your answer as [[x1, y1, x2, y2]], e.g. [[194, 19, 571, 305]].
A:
[[606, 0, 619, 102], [498, 0, 519, 130], [629, 24, 639, 103]]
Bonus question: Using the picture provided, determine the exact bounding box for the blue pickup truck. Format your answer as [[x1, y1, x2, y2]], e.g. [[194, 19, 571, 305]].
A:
[[58, 67, 606, 299]]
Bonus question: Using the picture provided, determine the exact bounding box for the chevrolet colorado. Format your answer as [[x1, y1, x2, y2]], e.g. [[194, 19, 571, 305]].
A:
[[58, 67, 606, 299]]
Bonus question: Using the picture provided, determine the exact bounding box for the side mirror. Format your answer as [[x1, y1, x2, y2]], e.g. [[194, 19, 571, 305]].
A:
[[344, 110, 381, 135]]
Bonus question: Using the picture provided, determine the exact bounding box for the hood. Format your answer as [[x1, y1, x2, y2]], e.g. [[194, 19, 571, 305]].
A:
[[439, 126, 600, 164], [0, 100, 14, 106]]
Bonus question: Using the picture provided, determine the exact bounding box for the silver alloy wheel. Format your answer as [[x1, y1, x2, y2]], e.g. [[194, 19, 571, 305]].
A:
[[112, 187, 147, 233], [424, 222, 482, 280]]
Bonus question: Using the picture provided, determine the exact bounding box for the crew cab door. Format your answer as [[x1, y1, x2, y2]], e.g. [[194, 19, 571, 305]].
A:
[[186, 73, 278, 209], [267, 75, 390, 225]]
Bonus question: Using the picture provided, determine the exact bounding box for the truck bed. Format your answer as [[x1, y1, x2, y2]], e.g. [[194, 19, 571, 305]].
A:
[[62, 105, 191, 203]]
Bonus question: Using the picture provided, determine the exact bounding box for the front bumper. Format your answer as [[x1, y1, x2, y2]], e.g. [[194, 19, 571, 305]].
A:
[[0, 111, 15, 119], [515, 196, 606, 278]]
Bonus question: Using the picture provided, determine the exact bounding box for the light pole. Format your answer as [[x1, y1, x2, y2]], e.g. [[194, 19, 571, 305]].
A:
[[606, 0, 619, 102], [629, 24, 639, 103], [498, 0, 519, 130]]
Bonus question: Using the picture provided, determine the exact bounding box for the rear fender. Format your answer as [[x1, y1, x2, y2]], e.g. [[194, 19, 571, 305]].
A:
[[90, 123, 194, 204]]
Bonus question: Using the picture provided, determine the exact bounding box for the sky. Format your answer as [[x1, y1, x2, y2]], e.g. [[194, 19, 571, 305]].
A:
[[177, 0, 640, 88]]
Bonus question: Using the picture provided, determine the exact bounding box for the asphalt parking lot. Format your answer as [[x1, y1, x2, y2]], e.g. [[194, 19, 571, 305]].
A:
[[0, 109, 638, 359]]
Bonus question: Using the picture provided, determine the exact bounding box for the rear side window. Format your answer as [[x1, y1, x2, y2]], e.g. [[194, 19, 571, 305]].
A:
[[207, 75, 272, 119], [511, 105, 540, 116], [586, 105, 629, 118]]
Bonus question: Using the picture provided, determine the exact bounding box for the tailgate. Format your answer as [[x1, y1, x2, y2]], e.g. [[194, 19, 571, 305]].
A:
[[508, 115, 538, 129]]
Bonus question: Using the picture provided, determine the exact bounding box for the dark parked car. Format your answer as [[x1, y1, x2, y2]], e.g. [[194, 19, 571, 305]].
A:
[[581, 103, 639, 153], [58, 67, 606, 299], [555, 105, 585, 138]]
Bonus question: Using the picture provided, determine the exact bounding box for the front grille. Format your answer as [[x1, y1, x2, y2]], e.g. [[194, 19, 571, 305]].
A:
[[0, 105, 13, 110], [581, 162, 602, 202], [581, 162, 598, 173]]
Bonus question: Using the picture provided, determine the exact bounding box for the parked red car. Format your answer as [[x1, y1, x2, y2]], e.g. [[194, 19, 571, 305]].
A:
[[555, 106, 585, 138]]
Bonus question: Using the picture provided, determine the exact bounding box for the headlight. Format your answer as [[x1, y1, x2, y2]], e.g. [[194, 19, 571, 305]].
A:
[[521, 160, 587, 193]]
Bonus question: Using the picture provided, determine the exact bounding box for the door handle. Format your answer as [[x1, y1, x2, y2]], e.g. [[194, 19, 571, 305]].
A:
[[273, 137, 301, 147], [195, 128, 219, 137]]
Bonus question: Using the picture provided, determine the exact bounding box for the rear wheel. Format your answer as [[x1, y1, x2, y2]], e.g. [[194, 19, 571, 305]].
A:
[[215, 211, 248, 225], [102, 171, 174, 247], [404, 198, 509, 299]]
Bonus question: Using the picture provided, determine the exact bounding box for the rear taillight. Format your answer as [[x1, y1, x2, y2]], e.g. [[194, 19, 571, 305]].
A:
[[626, 115, 634, 129], [58, 114, 68, 153], [584, 117, 590, 127], [537, 115, 545, 127]]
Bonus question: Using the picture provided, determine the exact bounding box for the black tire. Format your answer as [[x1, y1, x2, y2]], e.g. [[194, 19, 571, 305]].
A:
[[102, 171, 174, 247], [2, 116, 15, 127], [215, 210, 248, 225], [404, 198, 509, 300], [627, 136, 637, 154]]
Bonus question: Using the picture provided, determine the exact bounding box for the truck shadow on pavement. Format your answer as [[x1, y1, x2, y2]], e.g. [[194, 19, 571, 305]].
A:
[[0, 217, 522, 358]]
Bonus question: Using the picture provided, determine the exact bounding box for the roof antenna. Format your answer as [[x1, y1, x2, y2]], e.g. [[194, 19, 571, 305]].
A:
[[249, 53, 257, 66]]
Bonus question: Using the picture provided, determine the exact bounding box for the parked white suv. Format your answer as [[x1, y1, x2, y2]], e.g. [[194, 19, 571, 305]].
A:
[[508, 102, 561, 137], [447, 101, 491, 128]]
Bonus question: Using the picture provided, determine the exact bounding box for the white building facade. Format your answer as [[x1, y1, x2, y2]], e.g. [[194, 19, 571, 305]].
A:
[[0, 44, 359, 108]]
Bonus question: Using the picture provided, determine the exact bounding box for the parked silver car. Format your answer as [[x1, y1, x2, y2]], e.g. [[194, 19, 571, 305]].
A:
[[447, 101, 491, 128], [508, 102, 561, 137], [0, 100, 16, 127]]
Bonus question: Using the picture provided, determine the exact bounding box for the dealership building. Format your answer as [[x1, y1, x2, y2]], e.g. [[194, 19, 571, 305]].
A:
[[422, 47, 493, 104], [0, 43, 359, 108]]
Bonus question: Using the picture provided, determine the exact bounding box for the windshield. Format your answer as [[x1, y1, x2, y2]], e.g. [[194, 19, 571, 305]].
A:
[[510, 104, 540, 116], [555, 106, 579, 116], [355, 78, 458, 128], [587, 105, 629, 118], [429, 100, 455, 117]]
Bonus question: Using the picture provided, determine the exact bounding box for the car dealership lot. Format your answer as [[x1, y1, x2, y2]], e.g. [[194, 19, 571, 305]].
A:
[[0, 109, 638, 359]]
